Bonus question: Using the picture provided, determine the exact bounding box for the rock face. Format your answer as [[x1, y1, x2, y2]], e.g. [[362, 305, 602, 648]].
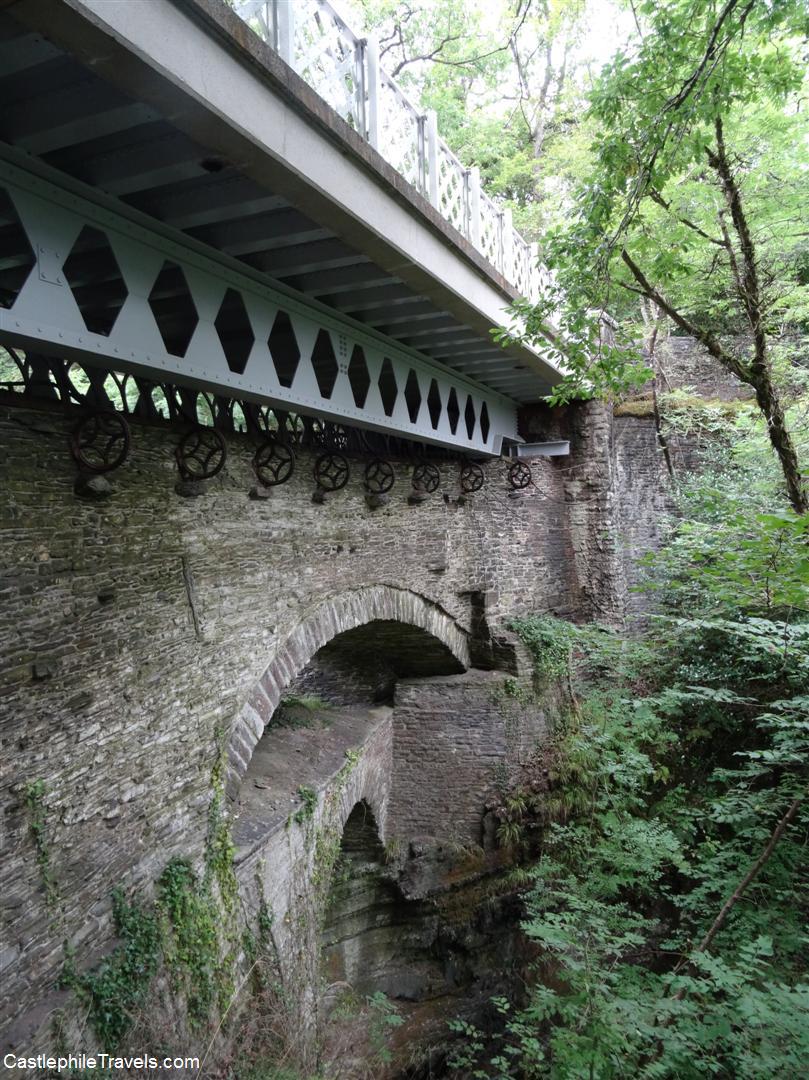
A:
[[320, 803, 402, 1001], [319, 809, 529, 1080]]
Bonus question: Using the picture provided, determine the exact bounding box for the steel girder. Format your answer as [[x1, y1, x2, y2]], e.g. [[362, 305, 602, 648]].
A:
[[0, 151, 518, 455]]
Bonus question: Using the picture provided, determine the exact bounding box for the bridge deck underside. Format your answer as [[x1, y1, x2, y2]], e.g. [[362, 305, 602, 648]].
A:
[[0, 5, 545, 406]]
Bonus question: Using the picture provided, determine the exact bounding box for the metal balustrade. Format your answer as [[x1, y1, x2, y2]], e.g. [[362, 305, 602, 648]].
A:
[[234, 0, 545, 302]]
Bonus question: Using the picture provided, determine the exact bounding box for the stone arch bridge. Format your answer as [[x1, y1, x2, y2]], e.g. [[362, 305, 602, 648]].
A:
[[0, 409, 626, 1060], [0, 0, 635, 1065]]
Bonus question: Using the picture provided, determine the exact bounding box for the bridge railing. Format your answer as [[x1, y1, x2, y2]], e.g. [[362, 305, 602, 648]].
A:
[[233, 0, 545, 303]]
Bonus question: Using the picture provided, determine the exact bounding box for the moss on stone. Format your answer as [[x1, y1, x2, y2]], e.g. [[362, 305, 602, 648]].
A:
[[614, 393, 754, 419], [614, 397, 656, 417]]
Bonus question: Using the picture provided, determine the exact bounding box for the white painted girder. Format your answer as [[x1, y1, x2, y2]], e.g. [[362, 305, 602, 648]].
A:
[[0, 154, 517, 455]]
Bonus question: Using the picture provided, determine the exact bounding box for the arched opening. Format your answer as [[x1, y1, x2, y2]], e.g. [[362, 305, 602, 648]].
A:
[[320, 801, 403, 1002], [226, 592, 534, 1076], [294, 620, 464, 705], [225, 587, 470, 797], [231, 609, 467, 853]]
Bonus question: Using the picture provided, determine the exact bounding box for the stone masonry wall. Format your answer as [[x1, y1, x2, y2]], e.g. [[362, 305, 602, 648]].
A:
[[390, 670, 549, 844], [0, 398, 623, 1055], [610, 335, 759, 616], [611, 415, 676, 618]]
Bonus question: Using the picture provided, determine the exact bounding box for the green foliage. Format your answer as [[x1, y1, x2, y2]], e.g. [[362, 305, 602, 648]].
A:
[[639, 398, 809, 617], [508, 0, 809, 409], [352, 0, 597, 237], [501, 676, 525, 701], [453, 619, 809, 1075], [366, 991, 404, 1066], [62, 890, 161, 1052], [207, 788, 238, 918], [495, 294, 653, 405], [309, 750, 365, 916], [157, 858, 224, 1026], [23, 779, 59, 911], [292, 785, 318, 825], [207, 748, 239, 918], [153, 743, 239, 1026], [458, 402, 809, 1077], [509, 614, 576, 688], [65, 738, 241, 1049]]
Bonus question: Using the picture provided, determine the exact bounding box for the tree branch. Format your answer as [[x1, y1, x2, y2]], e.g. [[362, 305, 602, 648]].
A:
[[717, 210, 744, 297], [662, 0, 753, 114], [620, 249, 751, 381], [649, 189, 726, 246], [643, 302, 677, 480], [671, 793, 804, 996]]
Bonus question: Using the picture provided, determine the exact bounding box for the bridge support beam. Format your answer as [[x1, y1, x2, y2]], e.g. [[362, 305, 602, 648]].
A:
[[0, 152, 517, 454]]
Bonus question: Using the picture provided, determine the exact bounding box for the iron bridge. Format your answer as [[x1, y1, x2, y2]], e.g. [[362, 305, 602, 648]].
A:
[[0, 0, 561, 457]]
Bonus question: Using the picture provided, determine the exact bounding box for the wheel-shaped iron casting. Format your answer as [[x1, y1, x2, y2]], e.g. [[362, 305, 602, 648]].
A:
[[507, 460, 533, 490], [364, 458, 395, 495], [175, 426, 227, 480], [252, 438, 295, 487], [459, 461, 485, 494], [70, 410, 131, 474], [313, 452, 350, 491], [412, 463, 440, 494]]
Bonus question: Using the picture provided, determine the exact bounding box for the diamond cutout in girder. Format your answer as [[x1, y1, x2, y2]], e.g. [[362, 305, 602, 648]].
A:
[[215, 288, 254, 374], [63, 225, 128, 336], [348, 345, 371, 408], [378, 357, 398, 417], [147, 261, 198, 357], [480, 401, 490, 444], [0, 188, 35, 309], [311, 329, 339, 399], [427, 379, 442, 430], [464, 396, 476, 440], [404, 369, 422, 424], [269, 311, 300, 388], [446, 387, 460, 434]]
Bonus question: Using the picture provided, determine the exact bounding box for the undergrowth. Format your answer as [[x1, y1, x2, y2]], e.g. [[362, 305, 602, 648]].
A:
[[61, 890, 161, 1052], [452, 401, 809, 1078]]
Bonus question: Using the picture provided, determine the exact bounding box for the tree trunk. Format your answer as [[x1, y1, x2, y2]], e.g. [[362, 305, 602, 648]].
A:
[[621, 249, 808, 514], [749, 364, 808, 514], [641, 301, 676, 481]]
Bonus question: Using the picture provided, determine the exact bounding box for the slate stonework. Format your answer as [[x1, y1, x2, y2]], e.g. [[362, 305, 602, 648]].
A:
[[0, 397, 627, 1056]]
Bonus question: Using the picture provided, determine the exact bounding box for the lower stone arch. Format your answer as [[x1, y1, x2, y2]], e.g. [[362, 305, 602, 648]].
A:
[[225, 585, 470, 795], [320, 799, 396, 1003]]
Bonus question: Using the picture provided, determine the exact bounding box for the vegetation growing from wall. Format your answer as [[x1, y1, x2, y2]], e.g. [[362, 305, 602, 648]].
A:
[[23, 779, 60, 912], [61, 890, 162, 1052], [158, 858, 225, 1025], [508, 616, 575, 689], [272, 695, 332, 732], [58, 737, 244, 1056]]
